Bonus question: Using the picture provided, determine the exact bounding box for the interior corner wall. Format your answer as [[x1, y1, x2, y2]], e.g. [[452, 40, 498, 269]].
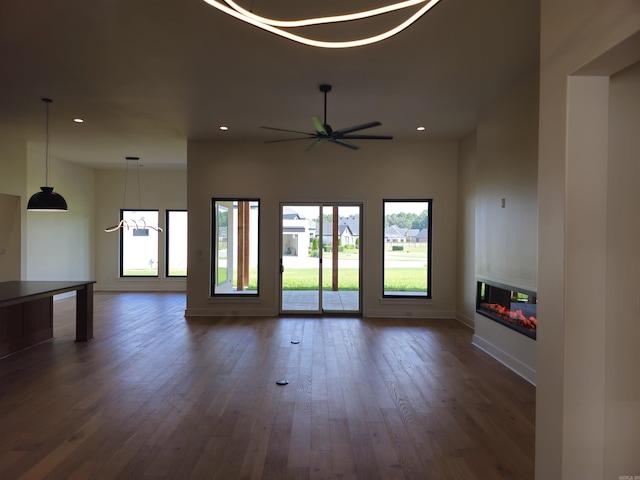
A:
[[537, 1, 640, 479], [26, 149, 95, 281], [466, 68, 539, 384], [94, 168, 187, 291], [456, 131, 477, 328], [475, 68, 539, 292], [186, 139, 458, 318]]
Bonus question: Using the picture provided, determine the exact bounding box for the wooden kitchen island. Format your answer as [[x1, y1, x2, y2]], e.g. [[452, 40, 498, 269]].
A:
[[0, 280, 95, 358]]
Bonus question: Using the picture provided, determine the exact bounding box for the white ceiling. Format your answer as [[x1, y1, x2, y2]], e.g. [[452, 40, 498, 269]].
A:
[[0, 0, 539, 169]]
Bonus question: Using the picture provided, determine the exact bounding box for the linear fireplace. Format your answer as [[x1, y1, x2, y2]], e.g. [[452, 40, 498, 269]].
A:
[[476, 281, 537, 340]]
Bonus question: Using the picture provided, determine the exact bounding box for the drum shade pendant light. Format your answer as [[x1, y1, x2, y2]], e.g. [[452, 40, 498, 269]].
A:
[[27, 98, 68, 212]]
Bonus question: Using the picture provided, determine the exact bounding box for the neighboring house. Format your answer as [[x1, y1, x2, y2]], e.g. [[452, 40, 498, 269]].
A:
[[405, 229, 420, 242], [384, 225, 406, 242], [416, 228, 429, 243], [282, 208, 315, 257], [320, 222, 356, 246], [338, 216, 360, 244]]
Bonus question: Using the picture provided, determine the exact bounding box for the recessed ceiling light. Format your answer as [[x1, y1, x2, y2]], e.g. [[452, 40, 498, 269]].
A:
[[416, 126, 426, 131], [219, 125, 229, 131], [74, 118, 84, 123]]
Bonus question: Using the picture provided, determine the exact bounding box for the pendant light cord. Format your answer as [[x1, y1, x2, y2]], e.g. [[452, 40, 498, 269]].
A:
[[43, 98, 52, 187], [324, 90, 327, 125], [136, 158, 142, 209], [122, 160, 129, 208], [122, 157, 143, 209]]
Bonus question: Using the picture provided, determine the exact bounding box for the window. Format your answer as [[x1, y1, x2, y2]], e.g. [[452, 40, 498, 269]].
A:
[[212, 199, 259, 295], [383, 200, 432, 298], [166, 210, 187, 277], [120, 209, 160, 277]]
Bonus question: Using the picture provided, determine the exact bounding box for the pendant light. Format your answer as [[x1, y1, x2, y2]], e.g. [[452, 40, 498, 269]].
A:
[[200, 0, 443, 49], [27, 98, 68, 212], [104, 156, 163, 232]]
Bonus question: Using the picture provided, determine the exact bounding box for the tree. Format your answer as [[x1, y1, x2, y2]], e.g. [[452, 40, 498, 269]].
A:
[[384, 210, 428, 229]]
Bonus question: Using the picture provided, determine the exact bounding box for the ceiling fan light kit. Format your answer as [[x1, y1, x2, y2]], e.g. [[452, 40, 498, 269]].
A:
[[200, 0, 443, 48], [262, 84, 393, 151]]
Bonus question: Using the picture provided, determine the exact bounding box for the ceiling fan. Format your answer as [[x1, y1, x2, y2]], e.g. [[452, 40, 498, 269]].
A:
[[261, 84, 393, 151]]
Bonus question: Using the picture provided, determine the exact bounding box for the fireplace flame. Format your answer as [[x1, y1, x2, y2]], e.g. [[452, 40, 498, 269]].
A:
[[481, 303, 537, 332]]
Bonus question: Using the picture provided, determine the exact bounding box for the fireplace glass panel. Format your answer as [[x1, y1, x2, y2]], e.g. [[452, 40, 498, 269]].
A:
[[476, 281, 537, 339]]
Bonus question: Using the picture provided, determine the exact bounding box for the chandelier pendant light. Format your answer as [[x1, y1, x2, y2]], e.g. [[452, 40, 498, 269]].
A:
[[105, 156, 163, 233], [200, 0, 443, 48], [27, 98, 68, 212]]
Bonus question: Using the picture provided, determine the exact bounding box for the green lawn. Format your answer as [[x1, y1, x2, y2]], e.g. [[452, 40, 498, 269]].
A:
[[124, 260, 427, 292], [282, 267, 427, 292], [122, 269, 186, 276]]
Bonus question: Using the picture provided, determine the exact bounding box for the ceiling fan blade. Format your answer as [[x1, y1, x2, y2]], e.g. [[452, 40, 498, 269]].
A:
[[306, 138, 324, 152], [330, 138, 360, 150], [334, 121, 382, 135], [341, 134, 394, 140], [265, 137, 317, 144], [261, 126, 314, 136], [311, 116, 327, 135]]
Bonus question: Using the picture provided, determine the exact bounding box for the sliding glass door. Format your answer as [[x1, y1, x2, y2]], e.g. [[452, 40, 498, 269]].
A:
[[280, 203, 361, 313]]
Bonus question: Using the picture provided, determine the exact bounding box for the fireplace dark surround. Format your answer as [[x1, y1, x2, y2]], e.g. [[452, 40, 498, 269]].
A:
[[476, 281, 537, 340]]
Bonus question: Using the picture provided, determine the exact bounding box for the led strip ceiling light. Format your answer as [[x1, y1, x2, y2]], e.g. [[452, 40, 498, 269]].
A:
[[201, 0, 443, 48]]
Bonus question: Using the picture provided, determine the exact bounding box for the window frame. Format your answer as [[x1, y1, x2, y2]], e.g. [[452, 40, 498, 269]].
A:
[[119, 208, 161, 278], [165, 209, 188, 278], [211, 198, 260, 297], [382, 199, 432, 299]]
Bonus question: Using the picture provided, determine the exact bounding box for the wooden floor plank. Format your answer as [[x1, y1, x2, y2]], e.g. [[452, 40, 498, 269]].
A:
[[0, 292, 535, 479]]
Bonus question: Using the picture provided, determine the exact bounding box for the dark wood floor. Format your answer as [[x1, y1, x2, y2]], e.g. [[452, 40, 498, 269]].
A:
[[0, 292, 535, 479]]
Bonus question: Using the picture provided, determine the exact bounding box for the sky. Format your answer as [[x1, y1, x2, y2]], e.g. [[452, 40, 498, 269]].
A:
[[284, 201, 429, 219]]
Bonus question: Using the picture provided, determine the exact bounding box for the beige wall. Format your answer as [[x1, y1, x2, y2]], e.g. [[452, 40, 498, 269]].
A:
[[94, 167, 187, 291], [26, 147, 96, 281], [0, 194, 21, 281], [0, 136, 95, 282], [456, 131, 477, 327], [461, 68, 539, 384], [0, 136, 27, 277], [475, 68, 539, 291], [186, 139, 458, 317], [604, 60, 640, 477], [537, 1, 640, 478]]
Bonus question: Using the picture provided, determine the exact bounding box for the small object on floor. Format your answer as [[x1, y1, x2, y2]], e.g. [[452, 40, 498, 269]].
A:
[[276, 379, 289, 385], [291, 340, 300, 344]]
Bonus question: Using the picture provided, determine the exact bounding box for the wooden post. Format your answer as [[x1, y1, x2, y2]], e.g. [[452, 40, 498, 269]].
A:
[[237, 202, 245, 291], [243, 201, 250, 288], [332, 206, 338, 291]]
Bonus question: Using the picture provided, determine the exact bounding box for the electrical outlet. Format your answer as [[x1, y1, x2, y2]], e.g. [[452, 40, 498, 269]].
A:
[[501, 198, 506, 208]]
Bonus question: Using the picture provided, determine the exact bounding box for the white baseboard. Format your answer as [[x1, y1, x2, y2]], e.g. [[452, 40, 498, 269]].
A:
[[472, 333, 536, 385], [365, 309, 456, 319], [184, 307, 276, 317], [455, 313, 474, 329]]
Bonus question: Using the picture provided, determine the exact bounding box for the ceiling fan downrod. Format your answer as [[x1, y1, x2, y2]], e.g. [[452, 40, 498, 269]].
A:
[[319, 84, 331, 127]]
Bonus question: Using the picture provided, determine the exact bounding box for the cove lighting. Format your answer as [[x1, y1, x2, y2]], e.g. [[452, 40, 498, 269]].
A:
[[201, 0, 443, 48]]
